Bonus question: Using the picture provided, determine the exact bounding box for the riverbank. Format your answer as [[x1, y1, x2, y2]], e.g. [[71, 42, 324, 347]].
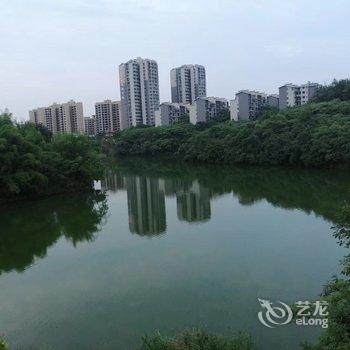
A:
[[113, 100, 350, 168]]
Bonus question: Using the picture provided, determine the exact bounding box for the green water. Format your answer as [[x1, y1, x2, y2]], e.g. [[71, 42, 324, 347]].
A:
[[0, 160, 349, 349]]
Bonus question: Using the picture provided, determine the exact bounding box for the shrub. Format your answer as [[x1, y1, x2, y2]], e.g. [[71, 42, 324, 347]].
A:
[[139, 329, 255, 350]]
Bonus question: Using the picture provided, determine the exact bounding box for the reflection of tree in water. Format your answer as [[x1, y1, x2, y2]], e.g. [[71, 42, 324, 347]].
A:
[[112, 158, 350, 225], [0, 191, 108, 274], [101, 159, 350, 239]]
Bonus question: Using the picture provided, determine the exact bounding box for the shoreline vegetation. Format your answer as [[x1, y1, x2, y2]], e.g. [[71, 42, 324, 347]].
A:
[[0, 114, 103, 204], [139, 329, 255, 350], [1, 330, 254, 350], [111, 80, 350, 168]]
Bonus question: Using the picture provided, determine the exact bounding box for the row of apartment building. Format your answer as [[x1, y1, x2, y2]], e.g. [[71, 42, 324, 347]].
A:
[[29, 56, 320, 134], [29, 101, 84, 134], [155, 82, 318, 125], [29, 100, 121, 136], [230, 82, 319, 121], [155, 97, 229, 126]]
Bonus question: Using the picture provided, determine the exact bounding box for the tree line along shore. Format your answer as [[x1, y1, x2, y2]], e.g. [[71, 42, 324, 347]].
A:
[[111, 80, 350, 168]]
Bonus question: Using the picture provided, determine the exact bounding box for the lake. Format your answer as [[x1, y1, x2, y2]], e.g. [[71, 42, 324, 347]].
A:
[[0, 159, 349, 349]]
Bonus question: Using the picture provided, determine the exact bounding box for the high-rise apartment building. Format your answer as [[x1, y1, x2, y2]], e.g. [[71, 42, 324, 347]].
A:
[[29, 100, 84, 134], [230, 90, 279, 121], [84, 116, 96, 136], [119, 57, 160, 129], [279, 82, 319, 109], [170, 64, 206, 104], [95, 100, 121, 135], [155, 102, 190, 126], [189, 97, 228, 124], [29, 106, 55, 133]]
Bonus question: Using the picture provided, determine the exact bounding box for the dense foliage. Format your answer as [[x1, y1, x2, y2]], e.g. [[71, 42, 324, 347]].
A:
[[312, 79, 350, 103], [0, 114, 103, 203], [114, 100, 350, 167], [0, 337, 6, 350], [139, 329, 254, 350]]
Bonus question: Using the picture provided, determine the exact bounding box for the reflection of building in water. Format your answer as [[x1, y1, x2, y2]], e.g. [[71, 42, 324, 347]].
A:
[[101, 171, 125, 192], [176, 180, 211, 222], [102, 171, 212, 232], [159, 178, 192, 197], [126, 176, 166, 236]]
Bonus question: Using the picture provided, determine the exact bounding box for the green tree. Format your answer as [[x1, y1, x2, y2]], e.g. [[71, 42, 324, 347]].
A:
[[312, 79, 350, 102], [0, 113, 103, 203], [113, 100, 350, 168]]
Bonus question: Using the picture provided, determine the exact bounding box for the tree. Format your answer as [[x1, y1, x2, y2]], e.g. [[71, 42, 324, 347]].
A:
[[312, 79, 350, 102], [113, 100, 350, 168], [0, 113, 103, 203]]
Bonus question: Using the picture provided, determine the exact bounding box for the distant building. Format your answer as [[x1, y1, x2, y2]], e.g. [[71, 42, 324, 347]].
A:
[[279, 82, 319, 109], [84, 116, 96, 136], [267, 94, 280, 108], [170, 64, 206, 104], [29, 100, 84, 134], [95, 100, 121, 135], [189, 97, 228, 124], [29, 106, 55, 133], [155, 102, 190, 126], [119, 57, 160, 129], [230, 90, 279, 121]]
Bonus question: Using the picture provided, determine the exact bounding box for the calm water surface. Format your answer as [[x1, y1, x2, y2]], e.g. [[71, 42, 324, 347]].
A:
[[0, 161, 349, 349]]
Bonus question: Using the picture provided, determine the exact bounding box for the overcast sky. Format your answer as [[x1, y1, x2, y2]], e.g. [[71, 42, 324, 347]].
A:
[[1, 0, 349, 120]]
